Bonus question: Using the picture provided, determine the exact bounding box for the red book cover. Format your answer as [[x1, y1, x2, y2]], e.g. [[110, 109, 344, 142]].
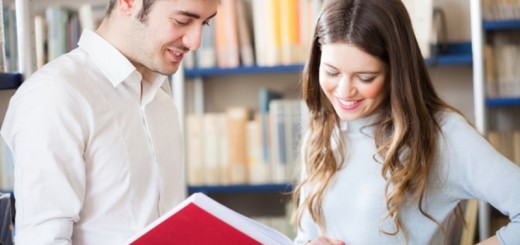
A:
[[126, 192, 293, 245]]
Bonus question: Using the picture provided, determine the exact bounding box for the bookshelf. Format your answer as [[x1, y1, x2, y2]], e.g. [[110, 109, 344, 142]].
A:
[[483, 19, 520, 31], [181, 41, 473, 186], [482, 19, 520, 108], [470, 0, 520, 241], [185, 64, 304, 78], [486, 97, 520, 107], [5, 0, 496, 240], [188, 183, 293, 194], [15, 0, 107, 77], [185, 42, 473, 79], [179, 2, 476, 237], [10, 0, 300, 236]]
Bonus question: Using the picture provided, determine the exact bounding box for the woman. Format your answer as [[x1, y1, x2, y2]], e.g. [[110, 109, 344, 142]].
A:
[[293, 0, 520, 244]]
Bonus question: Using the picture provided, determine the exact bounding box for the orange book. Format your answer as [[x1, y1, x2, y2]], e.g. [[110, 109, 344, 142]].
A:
[[214, 0, 240, 68], [126, 193, 293, 244]]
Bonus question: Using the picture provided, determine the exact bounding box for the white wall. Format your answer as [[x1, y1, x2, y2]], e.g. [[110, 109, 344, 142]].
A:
[[434, 0, 472, 41]]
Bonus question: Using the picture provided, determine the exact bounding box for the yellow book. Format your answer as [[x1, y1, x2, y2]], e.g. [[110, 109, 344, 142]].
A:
[[186, 114, 205, 185], [280, 0, 301, 64], [226, 107, 249, 184]]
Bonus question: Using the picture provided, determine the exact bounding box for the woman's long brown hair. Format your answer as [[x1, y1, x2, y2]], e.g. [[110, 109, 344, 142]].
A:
[[293, 0, 462, 240]]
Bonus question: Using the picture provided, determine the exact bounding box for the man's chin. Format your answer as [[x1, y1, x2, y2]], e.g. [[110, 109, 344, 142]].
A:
[[159, 64, 180, 76]]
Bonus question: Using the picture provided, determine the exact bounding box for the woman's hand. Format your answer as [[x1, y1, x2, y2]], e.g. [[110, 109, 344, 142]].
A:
[[306, 236, 345, 245]]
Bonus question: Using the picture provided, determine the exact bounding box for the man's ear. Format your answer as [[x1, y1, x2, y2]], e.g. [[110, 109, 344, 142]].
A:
[[117, 0, 137, 15]]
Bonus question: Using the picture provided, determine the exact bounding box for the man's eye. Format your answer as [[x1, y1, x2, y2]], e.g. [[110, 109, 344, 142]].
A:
[[175, 19, 189, 26], [203, 19, 213, 26]]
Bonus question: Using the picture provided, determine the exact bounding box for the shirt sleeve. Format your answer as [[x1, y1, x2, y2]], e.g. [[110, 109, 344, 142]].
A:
[[1, 79, 89, 245], [443, 114, 520, 245]]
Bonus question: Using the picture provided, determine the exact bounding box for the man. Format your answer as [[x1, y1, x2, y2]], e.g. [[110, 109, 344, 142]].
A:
[[0, 0, 218, 244]]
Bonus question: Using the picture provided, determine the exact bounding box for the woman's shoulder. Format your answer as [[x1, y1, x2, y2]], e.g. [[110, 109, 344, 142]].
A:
[[437, 110, 472, 130], [435, 110, 484, 143]]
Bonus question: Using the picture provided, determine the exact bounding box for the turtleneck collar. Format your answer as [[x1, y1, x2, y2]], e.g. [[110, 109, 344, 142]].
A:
[[339, 113, 380, 134]]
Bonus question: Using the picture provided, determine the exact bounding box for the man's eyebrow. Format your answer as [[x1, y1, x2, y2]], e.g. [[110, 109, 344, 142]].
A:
[[176, 10, 217, 21]]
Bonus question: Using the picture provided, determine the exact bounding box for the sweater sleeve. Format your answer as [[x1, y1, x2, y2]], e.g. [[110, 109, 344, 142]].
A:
[[442, 113, 520, 244]]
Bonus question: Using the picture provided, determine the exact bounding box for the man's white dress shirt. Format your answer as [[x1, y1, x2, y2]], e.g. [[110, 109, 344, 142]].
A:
[[1, 29, 186, 245]]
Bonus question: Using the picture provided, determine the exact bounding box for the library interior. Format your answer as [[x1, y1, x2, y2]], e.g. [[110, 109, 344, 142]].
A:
[[0, 0, 520, 244]]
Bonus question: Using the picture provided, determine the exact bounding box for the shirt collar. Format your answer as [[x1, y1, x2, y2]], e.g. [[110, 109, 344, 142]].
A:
[[78, 29, 170, 105], [78, 29, 142, 87]]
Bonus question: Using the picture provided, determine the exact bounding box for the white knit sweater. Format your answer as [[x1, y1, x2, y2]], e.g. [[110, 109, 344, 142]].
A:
[[295, 111, 520, 245]]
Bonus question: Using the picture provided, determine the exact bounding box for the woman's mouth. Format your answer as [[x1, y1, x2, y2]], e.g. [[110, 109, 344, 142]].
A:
[[336, 97, 362, 110]]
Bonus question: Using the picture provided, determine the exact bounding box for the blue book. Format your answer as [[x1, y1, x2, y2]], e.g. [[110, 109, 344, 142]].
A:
[[258, 88, 282, 165]]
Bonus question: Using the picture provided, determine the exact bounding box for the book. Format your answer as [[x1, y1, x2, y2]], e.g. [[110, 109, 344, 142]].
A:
[[78, 3, 107, 31], [34, 15, 47, 69], [214, 0, 240, 68], [185, 114, 205, 185], [225, 107, 249, 184], [195, 21, 216, 68], [2, 4, 17, 72], [247, 113, 265, 184], [236, 0, 254, 67], [279, 0, 301, 65], [459, 199, 479, 245], [45, 6, 71, 61], [126, 192, 293, 245], [269, 100, 287, 183], [202, 113, 225, 185], [258, 88, 282, 168]]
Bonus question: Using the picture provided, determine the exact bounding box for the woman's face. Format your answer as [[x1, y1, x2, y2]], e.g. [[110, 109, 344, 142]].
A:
[[319, 43, 387, 121]]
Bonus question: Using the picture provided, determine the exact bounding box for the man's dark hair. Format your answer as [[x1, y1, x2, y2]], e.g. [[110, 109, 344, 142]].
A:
[[105, 0, 155, 23]]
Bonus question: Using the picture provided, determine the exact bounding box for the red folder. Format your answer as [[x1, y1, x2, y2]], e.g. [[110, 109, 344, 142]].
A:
[[126, 192, 293, 244]]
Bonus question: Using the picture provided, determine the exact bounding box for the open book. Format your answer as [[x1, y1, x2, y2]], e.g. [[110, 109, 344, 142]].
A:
[[126, 192, 294, 244]]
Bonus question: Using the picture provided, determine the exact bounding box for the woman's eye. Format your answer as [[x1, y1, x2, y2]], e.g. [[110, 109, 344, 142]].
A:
[[359, 76, 375, 82], [325, 71, 339, 77]]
